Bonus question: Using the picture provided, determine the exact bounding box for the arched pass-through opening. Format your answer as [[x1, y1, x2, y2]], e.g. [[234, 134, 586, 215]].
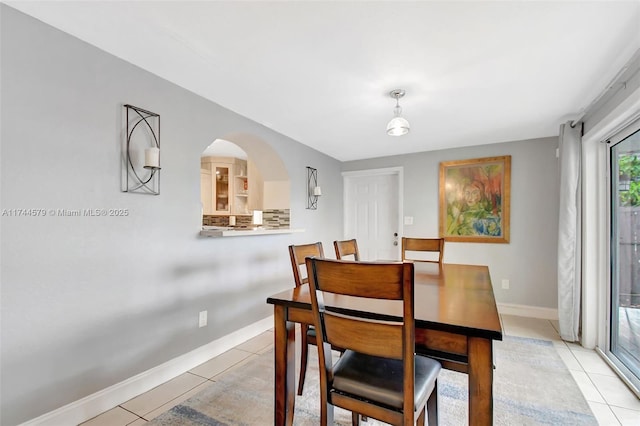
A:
[[200, 133, 291, 231]]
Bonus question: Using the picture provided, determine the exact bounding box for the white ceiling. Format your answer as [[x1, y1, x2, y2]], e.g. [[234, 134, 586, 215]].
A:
[[7, 1, 640, 161]]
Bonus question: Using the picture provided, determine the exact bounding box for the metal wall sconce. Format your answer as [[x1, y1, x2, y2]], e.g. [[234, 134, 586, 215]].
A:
[[306, 166, 322, 210], [123, 104, 161, 195]]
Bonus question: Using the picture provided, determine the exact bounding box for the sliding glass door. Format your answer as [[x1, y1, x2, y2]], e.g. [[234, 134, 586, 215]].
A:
[[608, 119, 640, 393]]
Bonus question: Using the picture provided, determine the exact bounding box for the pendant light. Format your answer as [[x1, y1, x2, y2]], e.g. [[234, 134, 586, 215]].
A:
[[386, 89, 410, 136]]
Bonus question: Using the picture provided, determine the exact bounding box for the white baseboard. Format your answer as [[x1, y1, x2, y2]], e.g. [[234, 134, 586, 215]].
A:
[[497, 303, 558, 320], [20, 304, 558, 425], [20, 316, 274, 426]]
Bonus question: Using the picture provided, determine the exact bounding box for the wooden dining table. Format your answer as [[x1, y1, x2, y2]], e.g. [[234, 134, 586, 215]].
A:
[[266, 262, 503, 426]]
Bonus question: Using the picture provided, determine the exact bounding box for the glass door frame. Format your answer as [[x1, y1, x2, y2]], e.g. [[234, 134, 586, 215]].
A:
[[603, 117, 640, 397]]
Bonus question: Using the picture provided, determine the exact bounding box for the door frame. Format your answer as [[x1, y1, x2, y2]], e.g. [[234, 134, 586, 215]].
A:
[[601, 117, 640, 396], [342, 166, 404, 259]]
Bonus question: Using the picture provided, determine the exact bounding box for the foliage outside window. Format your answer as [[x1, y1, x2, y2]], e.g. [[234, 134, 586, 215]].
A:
[[618, 154, 640, 207]]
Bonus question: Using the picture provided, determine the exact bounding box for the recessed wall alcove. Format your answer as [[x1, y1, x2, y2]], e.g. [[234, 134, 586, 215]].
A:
[[200, 132, 291, 234]]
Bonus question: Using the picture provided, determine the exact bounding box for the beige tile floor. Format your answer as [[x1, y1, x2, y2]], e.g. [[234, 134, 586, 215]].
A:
[[80, 315, 640, 426]]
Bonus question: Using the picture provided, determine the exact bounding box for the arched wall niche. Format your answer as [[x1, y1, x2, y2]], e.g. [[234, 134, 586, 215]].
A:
[[200, 132, 291, 229], [220, 132, 289, 181]]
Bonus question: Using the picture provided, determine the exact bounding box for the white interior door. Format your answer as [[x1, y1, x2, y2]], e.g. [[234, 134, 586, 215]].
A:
[[343, 168, 402, 261]]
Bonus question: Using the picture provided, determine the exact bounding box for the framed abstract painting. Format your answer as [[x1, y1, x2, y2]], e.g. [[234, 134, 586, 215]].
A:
[[439, 155, 511, 243]]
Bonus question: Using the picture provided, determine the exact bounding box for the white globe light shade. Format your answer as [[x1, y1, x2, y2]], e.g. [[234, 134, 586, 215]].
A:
[[387, 117, 410, 136]]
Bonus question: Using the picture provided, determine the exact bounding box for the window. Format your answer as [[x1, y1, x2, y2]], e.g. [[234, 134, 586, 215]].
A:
[[607, 118, 640, 393]]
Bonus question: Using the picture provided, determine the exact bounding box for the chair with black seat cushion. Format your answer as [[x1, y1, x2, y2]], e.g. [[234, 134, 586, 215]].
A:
[[306, 257, 441, 426], [288, 242, 324, 396], [401, 237, 445, 264], [334, 238, 360, 261]]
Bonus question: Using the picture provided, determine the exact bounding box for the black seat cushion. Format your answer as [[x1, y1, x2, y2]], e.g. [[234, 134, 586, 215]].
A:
[[307, 326, 316, 338], [332, 350, 441, 409]]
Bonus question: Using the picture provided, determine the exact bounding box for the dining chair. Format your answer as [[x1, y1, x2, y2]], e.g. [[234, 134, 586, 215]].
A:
[[333, 238, 360, 260], [306, 257, 441, 426], [401, 237, 445, 264], [288, 242, 324, 396]]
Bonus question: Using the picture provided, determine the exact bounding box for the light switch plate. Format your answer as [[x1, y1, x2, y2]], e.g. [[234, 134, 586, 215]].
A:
[[199, 311, 208, 327], [404, 216, 414, 225]]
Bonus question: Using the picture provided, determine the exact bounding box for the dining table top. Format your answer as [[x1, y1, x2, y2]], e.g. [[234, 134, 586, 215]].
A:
[[267, 261, 503, 341]]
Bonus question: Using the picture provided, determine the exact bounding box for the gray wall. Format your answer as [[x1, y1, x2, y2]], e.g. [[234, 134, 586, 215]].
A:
[[0, 6, 343, 425], [1, 5, 566, 425], [343, 137, 560, 309]]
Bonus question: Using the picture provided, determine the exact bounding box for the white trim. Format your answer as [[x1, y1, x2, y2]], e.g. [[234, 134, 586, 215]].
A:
[[581, 138, 607, 350], [583, 83, 640, 351], [341, 166, 404, 178], [595, 347, 640, 399], [19, 316, 274, 426], [497, 303, 559, 320]]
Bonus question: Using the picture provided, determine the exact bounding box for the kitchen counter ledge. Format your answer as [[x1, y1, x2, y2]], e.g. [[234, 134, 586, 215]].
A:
[[200, 227, 304, 238]]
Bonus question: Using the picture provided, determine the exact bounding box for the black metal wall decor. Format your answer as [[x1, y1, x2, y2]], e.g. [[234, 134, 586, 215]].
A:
[[123, 104, 161, 195], [306, 166, 322, 209]]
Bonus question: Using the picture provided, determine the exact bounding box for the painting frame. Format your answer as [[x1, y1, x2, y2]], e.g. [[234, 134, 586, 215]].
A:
[[439, 155, 511, 243]]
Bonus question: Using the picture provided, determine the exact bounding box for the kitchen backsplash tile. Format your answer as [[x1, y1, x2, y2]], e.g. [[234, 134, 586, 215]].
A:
[[202, 209, 289, 229]]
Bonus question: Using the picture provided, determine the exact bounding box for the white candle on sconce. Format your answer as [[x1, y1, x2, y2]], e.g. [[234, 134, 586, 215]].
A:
[[313, 186, 322, 196], [144, 147, 160, 168]]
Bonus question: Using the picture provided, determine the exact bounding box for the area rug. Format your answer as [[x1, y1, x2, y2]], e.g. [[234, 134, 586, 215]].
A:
[[149, 336, 596, 425]]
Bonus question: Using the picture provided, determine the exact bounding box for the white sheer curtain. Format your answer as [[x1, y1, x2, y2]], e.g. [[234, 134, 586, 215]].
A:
[[557, 121, 583, 342]]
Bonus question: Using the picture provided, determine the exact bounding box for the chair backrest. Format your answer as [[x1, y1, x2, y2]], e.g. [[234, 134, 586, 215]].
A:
[[288, 242, 324, 287], [333, 239, 360, 261], [401, 237, 445, 263], [306, 257, 416, 417]]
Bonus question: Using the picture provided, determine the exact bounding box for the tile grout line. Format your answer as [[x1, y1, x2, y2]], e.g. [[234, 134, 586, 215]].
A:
[[608, 404, 625, 425], [138, 374, 214, 421], [138, 353, 264, 423], [553, 320, 628, 425], [89, 317, 634, 425], [553, 331, 613, 412], [585, 371, 610, 405], [116, 405, 145, 426], [570, 345, 635, 423]]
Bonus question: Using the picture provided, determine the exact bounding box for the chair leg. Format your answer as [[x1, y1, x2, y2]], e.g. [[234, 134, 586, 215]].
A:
[[427, 382, 438, 426], [351, 411, 360, 426], [321, 402, 334, 426], [297, 325, 309, 396]]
